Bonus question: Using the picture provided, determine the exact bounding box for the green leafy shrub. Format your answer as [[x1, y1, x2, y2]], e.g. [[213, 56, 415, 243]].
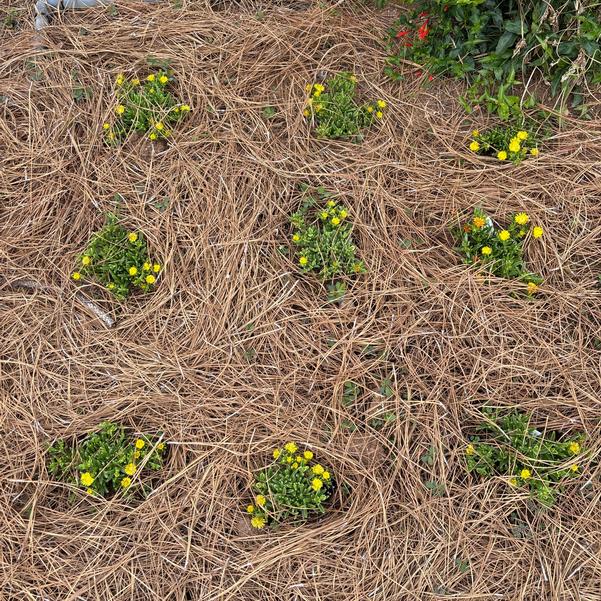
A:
[[469, 126, 539, 163], [465, 408, 584, 505], [47, 422, 166, 498], [103, 71, 191, 144], [246, 442, 334, 528], [386, 0, 601, 118], [71, 213, 161, 299], [454, 208, 543, 292], [303, 72, 386, 140], [290, 185, 365, 280]]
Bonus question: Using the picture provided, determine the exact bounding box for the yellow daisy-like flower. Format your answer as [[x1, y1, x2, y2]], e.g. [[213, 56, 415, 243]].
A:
[[508, 477, 518, 487], [246, 504, 255, 513], [514, 213, 529, 225], [180, 104, 191, 112], [305, 84, 312, 92], [303, 450, 313, 460], [147, 74, 155, 82], [472, 216, 486, 229], [116, 105, 125, 115], [466, 444, 475, 456], [530, 148, 539, 157], [350, 75, 357, 83], [299, 256, 308, 266], [128, 232, 138, 243], [376, 111, 383, 119], [311, 478, 323, 492], [155, 122, 164, 131], [157, 443, 165, 451], [314, 103, 323, 112], [149, 133, 157, 141], [527, 282, 539, 295], [481, 246, 492, 256], [532, 226, 543, 239], [134, 450, 141, 459], [251, 516, 266, 529], [103, 123, 110, 130], [132, 78, 140, 86], [292, 462, 299, 469], [377, 99, 387, 109], [312, 464, 324, 475], [469, 141, 480, 152], [517, 130, 528, 141], [497, 151, 508, 161], [508, 139, 521, 153], [159, 75, 168, 84], [498, 230, 510, 241], [286, 456, 293, 463], [472, 129, 479, 137], [570, 464, 579, 473], [107, 283, 115, 290], [129, 266, 138, 276], [153, 264, 161, 273], [331, 217, 340, 226], [80, 472, 94, 487], [146, 275, 156, 284], [82, 256, 91, 265], [108, 132, 115, 141], [284, 442, 298, 454], [313, 90, 321, 98], [339, 210, 348, 219], [273, 448, 281, 459], [121, 477, 131, 488], [314, 83, 325, 93], [86, 488, 94, 495], [320, 211, 329, 220], [323, 471, 330, 480], [520, 469, 531, 480], [292, 234, 300, 242], [367, 106, 374, 114], [135, 438, 145, 450], [124, 463, 136, 476], [256, 494, 266, 507], [72, 272, 81, 281], [303, 109, 310, 118], [569, 442, 580, 455], [115, 73, 125, 86], [143, 262, 151, 271]]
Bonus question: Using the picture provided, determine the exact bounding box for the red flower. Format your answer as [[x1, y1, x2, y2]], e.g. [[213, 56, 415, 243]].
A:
[[419, 11, 428, 17], [416, 70, 422, 77], [417, 23, 429, 40], [404, 42, 413, 48], [428, 75, 434, 81], [396, 30, 410, 38]]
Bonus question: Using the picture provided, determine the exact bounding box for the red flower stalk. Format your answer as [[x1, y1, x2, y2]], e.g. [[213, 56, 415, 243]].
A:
[[417, 22, 429, 40], [396, 30, 410, 38]]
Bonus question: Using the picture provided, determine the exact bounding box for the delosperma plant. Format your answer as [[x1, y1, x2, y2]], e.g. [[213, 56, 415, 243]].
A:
[[246, 442, 334, 529], [469, 127, 539, 164]]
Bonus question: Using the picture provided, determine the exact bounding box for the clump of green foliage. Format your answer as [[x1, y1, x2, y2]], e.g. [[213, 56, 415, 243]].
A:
[[469, 126, 539, 163], [72, 213, 162, 300], [303, 72, 386, 140], [47, 422, 167, 498], [454, 208, 543, 291], [386, 0, 601, 119], [246, 442, 334, 529], [465, 408, 584, 505], [104, 71, 191, 144], [290, 185, 365, 280]]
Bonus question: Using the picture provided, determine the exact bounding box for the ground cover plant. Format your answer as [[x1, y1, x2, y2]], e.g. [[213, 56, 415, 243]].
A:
[[469, 127, 539, 163], [103, 70, 191, 143], [47, 422, 166, 497], [246, 442, 334, 528], [72, 213, 161, 299], [465, 408, 584, 505]]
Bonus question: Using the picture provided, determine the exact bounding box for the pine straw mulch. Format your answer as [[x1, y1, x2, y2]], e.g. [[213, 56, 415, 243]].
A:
[[1, 1, 601, 600]]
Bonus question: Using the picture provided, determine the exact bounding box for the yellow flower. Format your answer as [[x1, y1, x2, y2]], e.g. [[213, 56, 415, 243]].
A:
[[497, 151, 507, 161], [292, 234, 300, 243], [147, 74, 155, 82], [135, 438, 145, 450], [314, 83, 325, 93], [115, 73, 125, 86], [568, 442, 580, 455], [323, 471, 330, 480], [256, 494, 266, 507], [532, 226, 543, 239], [481, 246, 492, 256], [313, 90, 321, 98], [303, 109, 310, 117], [331, 217, 340, 226], [284, 442, 298, 454], [472, 216, 486, 229], [472, 129, 479, 137], [466, 443, 475, 456], [157, 443, 165, 451], [121, 477, 131, 488], [352, 262, 362, 273], [517, 130, 528, 141], [508, 139, 521, 153], [367, 106, 374, 113], [508, 477, 518, 487], [146, 275, 156, 284], [303, 450, 313, 460], [143, 262, 151, 271], [498, 230, 510, 241], [377, 99, 387, 109], [132, 78, 140, 86], [86, 488, 94, 495], [570, 464, 579, 473], [103, 123, 110, 130], [295, 455, 302, 463], [299, 256, 308, 266], [159, 75, 168, 84], [82, 256, 91, 266], [514, 213, 529, 225], [350, 75, 357, 83], [116, 105, 125, 115], [273, 448, 281, 459], [469, 141, 480, 152], [527, 282, 539, 295], [72, 272, 81, 281], [128, 232, 138, 243], [129, 266, 138, 276], [312, 464, 324, 475], [311, 478, 323, 492], [149, 133, 157, 141], [292, 462, 299, 469], [530, 148, 539, 157], [339, 210, 348, 219], [153, 264, 161, 273], [286, 456, 293, 463], [376, 111, 383, 119], [124, 463, 136, 476], [180, 104, 191, 112], [246, 504, 255, 513], [155, 122, 164, 131], [134, 451, 141, 459], [107, 283, 115, 290], [80, 472, 94, 487], [251, 516, 266, 529], [520, 469, 531, 480], [108, 132, 115, 141]]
